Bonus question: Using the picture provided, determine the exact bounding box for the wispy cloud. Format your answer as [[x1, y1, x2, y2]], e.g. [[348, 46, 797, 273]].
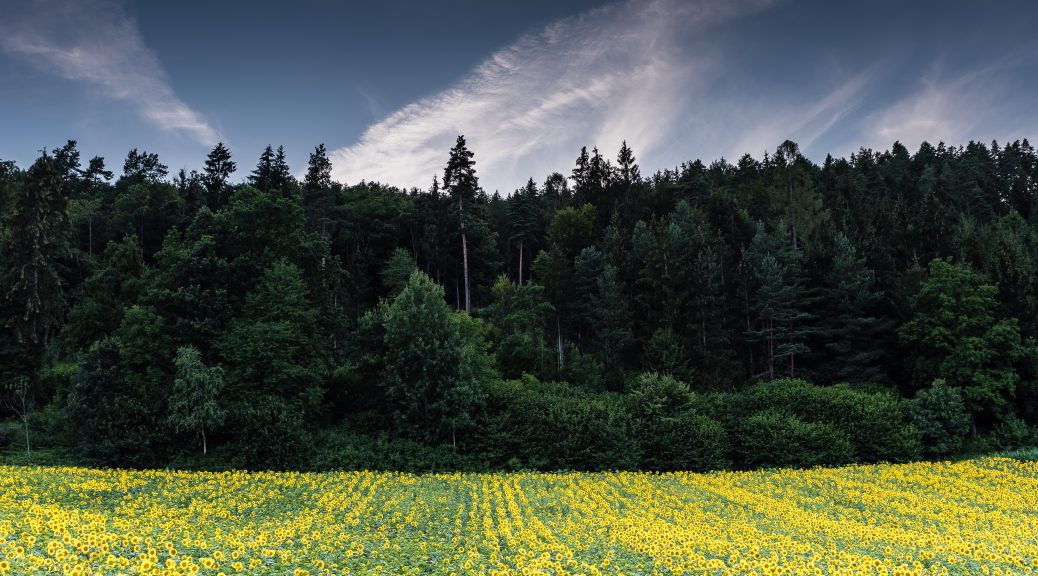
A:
[[0, 0, 220, 147], [328, 0, 774, 192], [726, 69, 875, 160], [860, 59, 1038, 153]]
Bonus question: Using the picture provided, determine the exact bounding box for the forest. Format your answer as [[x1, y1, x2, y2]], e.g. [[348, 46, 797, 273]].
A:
[[1, 135, 1036, 472]]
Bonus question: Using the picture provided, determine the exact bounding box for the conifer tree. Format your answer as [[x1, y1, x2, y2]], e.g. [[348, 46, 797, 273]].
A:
[[5, 151, 69, 345], [442, 135, 479, 313], [202, 142, 236, 209]]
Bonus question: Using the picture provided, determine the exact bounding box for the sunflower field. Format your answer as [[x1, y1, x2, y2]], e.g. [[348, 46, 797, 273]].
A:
[[1, 458, 1036, 576]]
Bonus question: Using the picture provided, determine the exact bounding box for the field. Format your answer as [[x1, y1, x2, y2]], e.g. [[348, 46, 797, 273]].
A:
[[1, 459, 1037, 576]]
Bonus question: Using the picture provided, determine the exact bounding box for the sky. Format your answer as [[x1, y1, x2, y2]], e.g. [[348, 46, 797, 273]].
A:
[[1, 0, 1037, 194]]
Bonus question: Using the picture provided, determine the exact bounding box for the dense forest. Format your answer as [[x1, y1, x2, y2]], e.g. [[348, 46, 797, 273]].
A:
[[1, 135, 1037, 472]]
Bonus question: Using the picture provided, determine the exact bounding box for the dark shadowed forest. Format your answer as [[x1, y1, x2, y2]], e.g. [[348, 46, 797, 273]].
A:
[[2, 136, 1037, 471]]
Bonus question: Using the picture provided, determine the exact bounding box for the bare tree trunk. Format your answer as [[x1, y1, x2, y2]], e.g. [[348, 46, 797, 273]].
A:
[[462, 232, 471, 313], [202, 427, 207, 455], [518, 240, 524, 286], [556, 317, 565, 370], [460, 197, 471, 314], [6, 378, 32, 456], [767, 320, 775, 381]]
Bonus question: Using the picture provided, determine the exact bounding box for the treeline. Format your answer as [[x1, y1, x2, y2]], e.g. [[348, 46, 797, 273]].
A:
[[1, 136, 1037, 471]]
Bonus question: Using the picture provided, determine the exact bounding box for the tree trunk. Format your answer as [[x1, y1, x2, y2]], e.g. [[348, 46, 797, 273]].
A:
[[767, 319, 775, 381], [202, 427, 207, 455], [462, 232, 471, 313], [556, 317, 565, 370], [460, 197, 471, 314], [23, 414, 30, 457], [518, 240, 524, 286]]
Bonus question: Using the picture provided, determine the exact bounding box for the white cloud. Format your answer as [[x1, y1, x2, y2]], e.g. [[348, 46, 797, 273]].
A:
[[328, 0, 774, 193], [726, 70, 875, 160], [0, 0, 221, 147], [855, 56, 1038, 155]]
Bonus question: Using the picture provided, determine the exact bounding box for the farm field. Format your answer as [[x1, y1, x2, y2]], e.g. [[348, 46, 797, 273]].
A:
[[1, 459, 1037, 576]]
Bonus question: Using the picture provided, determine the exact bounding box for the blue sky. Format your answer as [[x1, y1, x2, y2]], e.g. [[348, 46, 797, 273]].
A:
[[2, 0, 1037, 193]]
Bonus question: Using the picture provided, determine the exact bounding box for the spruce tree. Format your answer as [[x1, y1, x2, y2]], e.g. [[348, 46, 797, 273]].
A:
[[304, 143, 335, 233], [509, 178, 540, 285], [202, 142, 236, 209], [5, 151, 69, 345], [820, 233, 894, 384]]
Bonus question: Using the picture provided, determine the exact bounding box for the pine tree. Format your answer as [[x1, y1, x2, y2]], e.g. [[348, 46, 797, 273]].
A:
[[616, 140, 640, 187], [304, 143, 335, 234], [742, 222, 814, 380], [4, 151, 69, 345], [250, 145, 276, 192], [509, 178, 540, 285], [271, 145, 293, 195], [442, 135, 479, 313], [820, 233, 894, 384], [592, 263, 635, 388], [202, 142, 236, 209]]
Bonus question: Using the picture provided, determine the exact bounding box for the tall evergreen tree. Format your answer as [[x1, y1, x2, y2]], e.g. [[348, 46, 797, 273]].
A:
[[442, 135, 479, 313], [4, 151, 69, 345], [742, 222, 814, 380], [509, 178, 540, 285], [250, 145, 277, 192], [819, 233, 894, 384], [304, 143, 335, 233], [202, 142, 236, 209]]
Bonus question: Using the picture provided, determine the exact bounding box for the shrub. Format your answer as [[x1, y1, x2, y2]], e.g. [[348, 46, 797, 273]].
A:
[[738, 379, 921, 463], [472, 375, 638, 470], [910, 380, 971, 457], [734, 410, 855, 469], [990, 414, 1032, 451], [312, 430, 480, 472], [626, 373, 729, 471]]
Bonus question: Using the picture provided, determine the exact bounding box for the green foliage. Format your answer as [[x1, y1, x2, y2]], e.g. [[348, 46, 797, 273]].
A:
[[381, 248, 418, 298], [218, 259, 326, 466], [900, 258, 1025, 426], [483, 276, 553, 379], [910, 380, 971, 457], [730, 379, 920, 464], [642, 328, 692, 383], [735, 410, 855, 469], [168, 346, 226, 455], [472, 375, 637, 471], [312, 429, 481, 472], [625, 373, 729, 471], [5, 136, 1038, 471], [67, 307, 172, 467], [381, 271, 491, 444]]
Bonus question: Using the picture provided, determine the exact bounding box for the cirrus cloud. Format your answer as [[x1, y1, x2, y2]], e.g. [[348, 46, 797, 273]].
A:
[[0, 0, 221, 147]]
